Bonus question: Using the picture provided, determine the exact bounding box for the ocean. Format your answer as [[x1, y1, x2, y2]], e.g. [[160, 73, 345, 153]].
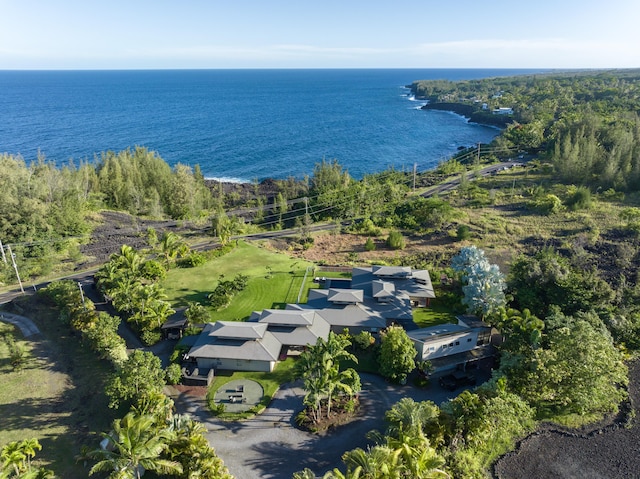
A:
[[0, 69, 540, 182]]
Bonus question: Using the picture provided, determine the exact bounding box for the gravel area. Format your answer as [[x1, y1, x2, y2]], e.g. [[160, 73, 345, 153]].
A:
[[493, 359, 640, 479]]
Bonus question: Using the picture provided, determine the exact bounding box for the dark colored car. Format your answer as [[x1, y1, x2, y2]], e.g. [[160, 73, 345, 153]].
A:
[[439, 371, 477, 391]]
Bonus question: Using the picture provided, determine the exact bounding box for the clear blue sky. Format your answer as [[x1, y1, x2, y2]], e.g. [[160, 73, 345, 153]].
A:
[[1, 0, 638, 69]]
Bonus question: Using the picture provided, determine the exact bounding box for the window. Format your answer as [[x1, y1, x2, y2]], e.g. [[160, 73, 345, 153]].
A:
[[455, 341, 460, 346], [449, 343, 454, 347], [442, 344, 447, 349], [467, 338, 472, 342]]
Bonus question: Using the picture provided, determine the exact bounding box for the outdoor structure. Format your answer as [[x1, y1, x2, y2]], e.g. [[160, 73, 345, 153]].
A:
[[408, 315, 497, 372], [161, 314, 189, 340], [186, 265, 436, 372]]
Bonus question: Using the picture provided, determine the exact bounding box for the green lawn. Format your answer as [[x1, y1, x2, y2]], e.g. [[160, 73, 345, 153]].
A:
[[162, 241, 316, 320], [0, 302, 116, 478], [205, 358, 298, 419], [413, 304, 459, 329]]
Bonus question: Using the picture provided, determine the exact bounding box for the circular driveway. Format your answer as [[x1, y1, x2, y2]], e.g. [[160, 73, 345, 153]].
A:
[[170, 372, 473, 479]]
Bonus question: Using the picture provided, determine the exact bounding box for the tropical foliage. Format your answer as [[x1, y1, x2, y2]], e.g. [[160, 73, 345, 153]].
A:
[[377, 325, 416, 383], [295, 332, 362, 429]]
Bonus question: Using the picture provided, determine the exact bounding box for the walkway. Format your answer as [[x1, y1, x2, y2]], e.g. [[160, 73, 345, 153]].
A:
[[0, 311, 40, 337]]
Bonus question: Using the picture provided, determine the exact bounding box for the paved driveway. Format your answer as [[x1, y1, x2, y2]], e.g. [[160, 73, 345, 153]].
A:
[[171, 373, 472, 479], [0, 311, 40, 337]]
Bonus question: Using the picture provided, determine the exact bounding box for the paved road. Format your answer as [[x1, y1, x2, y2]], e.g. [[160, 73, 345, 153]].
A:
[[421, 161, 525, 198], [169, 373, 480, 479], [0, 311, 40, 337]]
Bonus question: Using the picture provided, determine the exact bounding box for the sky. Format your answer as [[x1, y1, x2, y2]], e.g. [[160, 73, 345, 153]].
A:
[[0, 0, 639, 70]]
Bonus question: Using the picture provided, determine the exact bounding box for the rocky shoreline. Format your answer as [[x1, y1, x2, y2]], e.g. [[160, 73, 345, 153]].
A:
[[421, 102, 512, 127]]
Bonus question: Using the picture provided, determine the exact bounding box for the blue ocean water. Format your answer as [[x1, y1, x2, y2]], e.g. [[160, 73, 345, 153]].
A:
[[0, 69, 539, 181]]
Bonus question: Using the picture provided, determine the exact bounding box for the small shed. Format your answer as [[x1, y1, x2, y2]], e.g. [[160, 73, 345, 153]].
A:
[[161, 314, 189, 339]]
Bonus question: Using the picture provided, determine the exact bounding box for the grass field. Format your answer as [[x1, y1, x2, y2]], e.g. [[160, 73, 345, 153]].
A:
[[0, 301, 117, 477], [162, 241, 316, 321]]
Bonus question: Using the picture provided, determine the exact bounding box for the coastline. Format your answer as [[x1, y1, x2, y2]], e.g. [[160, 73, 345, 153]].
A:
[[420, 102, 512, 128]]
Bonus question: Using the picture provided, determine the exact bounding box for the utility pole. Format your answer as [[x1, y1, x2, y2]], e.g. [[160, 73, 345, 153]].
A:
[[0, 239, 7, 264], [78, 281, 86, 309], [7, 245, 24, 294], [413, 163, 417, 191]]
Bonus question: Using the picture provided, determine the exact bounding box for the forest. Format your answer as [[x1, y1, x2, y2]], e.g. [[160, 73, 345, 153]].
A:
[[2, 69, 640, 478]]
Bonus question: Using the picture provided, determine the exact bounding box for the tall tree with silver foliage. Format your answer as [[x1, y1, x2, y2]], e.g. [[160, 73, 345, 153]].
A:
[[451, 246, 506, 318]]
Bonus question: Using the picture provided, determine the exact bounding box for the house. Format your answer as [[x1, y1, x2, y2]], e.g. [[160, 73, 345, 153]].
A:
[[186, 265, 436, 372], [408, 315, 496, 372], [492, 107, 513, 115], [187, 321, 281, 372]]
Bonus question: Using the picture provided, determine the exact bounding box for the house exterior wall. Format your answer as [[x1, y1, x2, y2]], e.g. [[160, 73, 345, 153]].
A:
[[413, 330, 480, 361], [195, 357, 275, 372]]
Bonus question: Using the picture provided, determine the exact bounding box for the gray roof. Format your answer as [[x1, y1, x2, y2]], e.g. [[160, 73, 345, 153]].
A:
[[372, 279, 395, 298], [408, 324, 469, 342], [267, 314, 331, 347], [313, 304, 387, 329], [209, 321, 267, 340], [188, 322, 281, 362], [327, 288, 363, 304], [258, 309, 315, 326], [372, 265, 412, 277]]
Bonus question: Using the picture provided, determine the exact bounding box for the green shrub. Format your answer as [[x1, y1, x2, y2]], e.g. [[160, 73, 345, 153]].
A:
[[177, 252, 206, 268], [140, 329, 162, 346], [353, 331, 375, 350], [386, 230, 406, 250], [165, 363, 183, 385], [566, 186, 592, 210], [211, 402, 226, 415], [364, 237, 376, 251], [456, 224, 471, 241]]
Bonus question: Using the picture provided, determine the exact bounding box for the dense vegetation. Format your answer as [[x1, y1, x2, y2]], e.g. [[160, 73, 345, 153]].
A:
[[411, 69, 640, 191]]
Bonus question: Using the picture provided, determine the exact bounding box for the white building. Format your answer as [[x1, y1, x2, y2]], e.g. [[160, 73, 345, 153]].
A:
[[408, 315, 496, 372]]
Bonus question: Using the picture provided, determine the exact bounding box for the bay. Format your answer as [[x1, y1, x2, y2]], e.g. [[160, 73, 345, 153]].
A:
[[0, 69, 540, 181]]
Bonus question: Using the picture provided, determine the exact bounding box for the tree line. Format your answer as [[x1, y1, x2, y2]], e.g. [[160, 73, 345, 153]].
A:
[[410, 69, 640, 192]]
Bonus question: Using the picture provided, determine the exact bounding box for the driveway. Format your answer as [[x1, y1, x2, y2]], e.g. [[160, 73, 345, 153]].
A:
[[170, 372, 477, 479], [0, 311, 40, 337]]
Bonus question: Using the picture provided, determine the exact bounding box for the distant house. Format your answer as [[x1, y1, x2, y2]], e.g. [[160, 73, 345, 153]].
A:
[[186, 265, 436, 373], [408, 315, 497, 372], [492, 107, 513, 115]]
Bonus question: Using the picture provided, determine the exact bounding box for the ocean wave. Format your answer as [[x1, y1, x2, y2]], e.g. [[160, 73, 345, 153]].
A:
[[204, 176, 250, 184]]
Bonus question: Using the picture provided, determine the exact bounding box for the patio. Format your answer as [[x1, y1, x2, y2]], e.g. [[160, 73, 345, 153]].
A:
[[212, 379, 264, 413]]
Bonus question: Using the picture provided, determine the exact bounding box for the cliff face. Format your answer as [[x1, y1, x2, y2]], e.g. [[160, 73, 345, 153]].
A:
[[421, 102, 512, 127]]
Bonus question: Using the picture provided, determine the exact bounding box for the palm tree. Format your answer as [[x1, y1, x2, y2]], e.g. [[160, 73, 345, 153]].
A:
[[385, 398, 439, 440], [1, 441, 27, 476], [89, 413, 182, 479], [342, 446, 400, 479], [159, 232, 188, 264], [17, 440, 41, 472], [113, 245, 143, 277]]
